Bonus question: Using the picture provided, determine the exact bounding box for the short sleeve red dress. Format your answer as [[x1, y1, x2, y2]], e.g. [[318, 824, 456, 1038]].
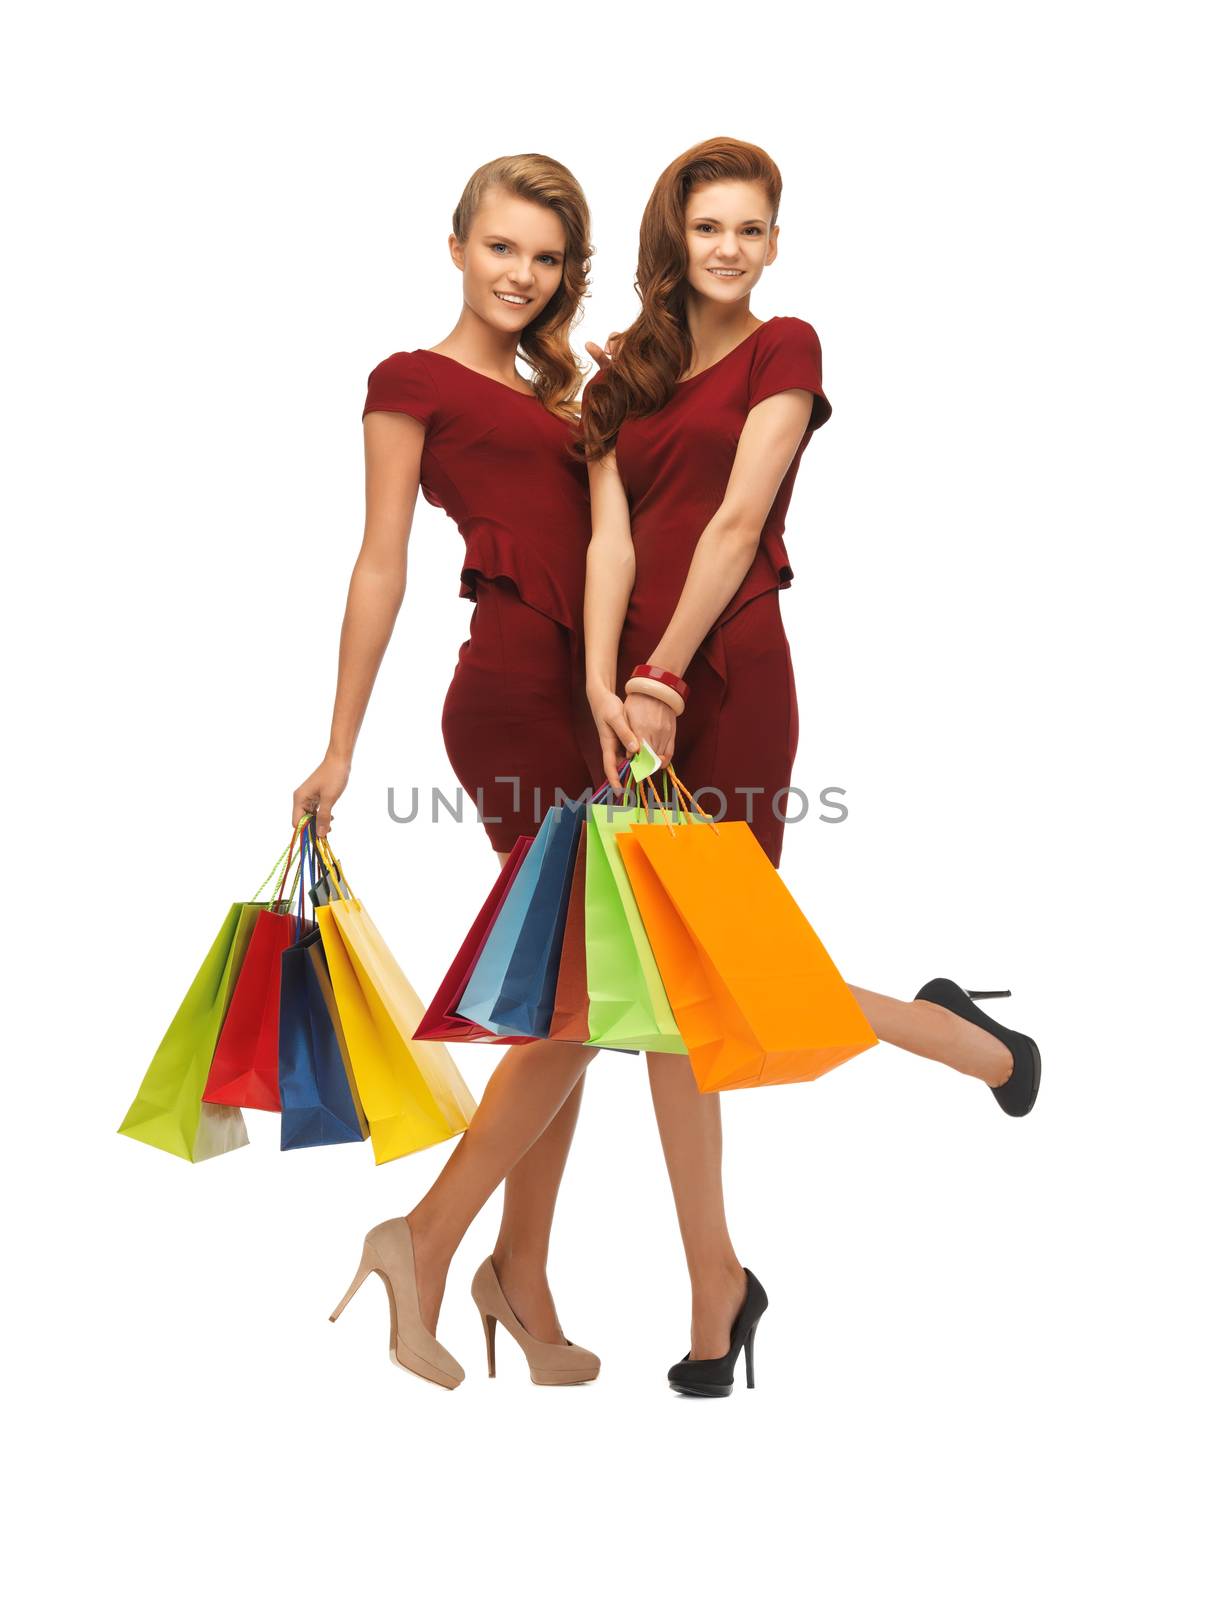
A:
[[363, 350, 603, 850], [600, 316, 831, 867]]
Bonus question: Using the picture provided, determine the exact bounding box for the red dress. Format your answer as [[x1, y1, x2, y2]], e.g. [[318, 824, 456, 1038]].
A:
[[602, 316, 831, 867], [363, 350, 602, 851]]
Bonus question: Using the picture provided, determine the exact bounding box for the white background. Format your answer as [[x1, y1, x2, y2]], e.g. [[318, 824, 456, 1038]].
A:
[[5, 3, 1225, 1595]]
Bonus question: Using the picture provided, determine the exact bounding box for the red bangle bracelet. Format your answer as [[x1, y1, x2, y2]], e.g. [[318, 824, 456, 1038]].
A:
[[630, 663, 690, 703]]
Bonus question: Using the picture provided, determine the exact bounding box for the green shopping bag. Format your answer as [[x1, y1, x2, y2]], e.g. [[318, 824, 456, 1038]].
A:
[[584, 788, 687, 1054], [117, 823, 307, 1162]]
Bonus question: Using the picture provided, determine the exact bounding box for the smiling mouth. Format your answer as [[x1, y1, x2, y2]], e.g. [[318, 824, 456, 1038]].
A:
[[707, 268, 744, 278], [495, 291, 531, 305]]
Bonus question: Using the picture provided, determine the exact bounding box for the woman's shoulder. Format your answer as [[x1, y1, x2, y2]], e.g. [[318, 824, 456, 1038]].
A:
[[362, 349, 441, 423], [748, 316, 831, 428], [759, 315, 822, 352], [366, 348, 436, 384]]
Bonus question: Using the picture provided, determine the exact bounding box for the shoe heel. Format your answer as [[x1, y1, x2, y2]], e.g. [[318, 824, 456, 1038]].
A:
[[966, 989, 1011, 1000], [329, 1247, 374, 1322], [482, 1311, 498, 1378], [744, 1320, 759, 1390]]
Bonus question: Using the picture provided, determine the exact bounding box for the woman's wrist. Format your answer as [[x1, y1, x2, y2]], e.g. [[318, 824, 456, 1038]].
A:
[[629, 663, 689, 703], [644, 637, 692, 678], [625, 676, 686, 716]]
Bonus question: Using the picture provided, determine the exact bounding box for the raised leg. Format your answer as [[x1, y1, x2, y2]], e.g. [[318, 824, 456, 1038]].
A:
[[848, 987, 1013, 1085]]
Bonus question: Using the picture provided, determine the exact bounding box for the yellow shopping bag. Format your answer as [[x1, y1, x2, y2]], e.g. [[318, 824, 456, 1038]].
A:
[[314, 836, 476, 1163]]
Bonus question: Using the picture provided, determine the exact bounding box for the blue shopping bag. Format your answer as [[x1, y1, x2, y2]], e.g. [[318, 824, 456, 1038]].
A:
[[488, 801, 585, 1037], [277, 825, 368, 1149], [456, 810, 562, 1035]]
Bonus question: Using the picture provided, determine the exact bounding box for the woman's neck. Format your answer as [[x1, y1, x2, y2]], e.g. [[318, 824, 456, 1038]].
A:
[[682, 300, 761, 372], [430, 308, 528, 388]]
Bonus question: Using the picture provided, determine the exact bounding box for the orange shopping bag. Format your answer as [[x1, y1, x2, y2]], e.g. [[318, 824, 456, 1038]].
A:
[[616, 771, 877, 1090]]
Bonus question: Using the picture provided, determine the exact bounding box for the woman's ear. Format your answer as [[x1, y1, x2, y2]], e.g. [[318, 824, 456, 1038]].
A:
[[766, 224, 780, 267], [447, 232, 465, 271]]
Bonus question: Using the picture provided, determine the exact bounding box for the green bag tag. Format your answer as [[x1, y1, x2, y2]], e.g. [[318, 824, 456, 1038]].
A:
[[630, 742, 662, 782]]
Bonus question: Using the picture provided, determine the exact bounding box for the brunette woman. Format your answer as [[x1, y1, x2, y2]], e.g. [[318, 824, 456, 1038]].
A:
[[295, 155, 608, 1389], [581, 137, 1041, 1397]]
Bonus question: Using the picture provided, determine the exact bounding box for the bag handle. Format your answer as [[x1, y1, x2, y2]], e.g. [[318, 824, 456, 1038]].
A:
[[296, 820, 317, 925], [664, 765, 716, 825], [591, 757, 633, 804], [251, 814, 312, 904], [641, 765, 720, 840], [314, 830, 355, 901], [270, 815, 308, 913]]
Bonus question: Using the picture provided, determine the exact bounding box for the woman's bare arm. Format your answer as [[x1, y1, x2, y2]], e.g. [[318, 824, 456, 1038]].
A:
[[649, 388, 813, 677], [622, 389, 815, 768], [291, 412, 425, 834], [584, 448, 641, 792]]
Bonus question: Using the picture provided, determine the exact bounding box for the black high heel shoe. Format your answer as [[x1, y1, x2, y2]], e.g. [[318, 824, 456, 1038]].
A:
[[914, 978, 1041, 1117], [667, 1269, 768, 1397]]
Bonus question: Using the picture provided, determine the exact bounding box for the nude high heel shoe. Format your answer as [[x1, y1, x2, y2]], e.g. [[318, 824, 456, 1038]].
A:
[[330, 1218, 464, 1390], [471, 1256, 600, 1386]]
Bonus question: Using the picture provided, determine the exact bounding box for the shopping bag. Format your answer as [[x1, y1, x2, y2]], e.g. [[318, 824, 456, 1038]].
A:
[[488, 801, 586, 1037], [456, 810, 562, 1036], [584, 791, 687, 1053], [116, 826, 308, 1162], [278, 825, 368, 1149], [278, 926, 370, 1148], [619, 771, 878, 1089], [414, 836, 536, 1044], [313, 836, 476, 1164], [548, 827, 592, 1042], [203, 831, 305, 1109]]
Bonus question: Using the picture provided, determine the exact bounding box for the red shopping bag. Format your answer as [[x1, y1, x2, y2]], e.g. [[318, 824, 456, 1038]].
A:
[[203, 828, 306, 1109], [414, 836, 537, 1045]]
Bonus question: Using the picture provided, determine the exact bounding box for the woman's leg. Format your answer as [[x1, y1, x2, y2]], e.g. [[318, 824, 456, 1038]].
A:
[[645, 1052, 748, 1359], [429, 590, 602, 1341], [479, 841, 592, 1341], [407, 1038, 596, 1336], [849, 988, 1013, 1084], [491, 1072, 588, 1342], [658, 596, 1015, 1093]]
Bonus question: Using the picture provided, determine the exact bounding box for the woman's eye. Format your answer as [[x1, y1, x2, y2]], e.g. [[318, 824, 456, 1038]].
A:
[[537, 255, 559, 266], [744, 226, 763, 236], [695, 223, 715, 233], [490, 242, 510, 254]]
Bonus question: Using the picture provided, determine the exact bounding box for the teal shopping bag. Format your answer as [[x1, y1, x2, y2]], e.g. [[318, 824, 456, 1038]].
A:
[[457, 811, 562, 1035]]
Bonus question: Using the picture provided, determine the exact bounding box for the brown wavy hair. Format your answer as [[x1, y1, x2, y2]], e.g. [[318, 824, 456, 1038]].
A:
[[579, 137, 782, 458], [452, 154, 592, 420]]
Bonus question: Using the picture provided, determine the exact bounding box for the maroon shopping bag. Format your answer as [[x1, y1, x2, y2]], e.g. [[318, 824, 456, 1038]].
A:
[[414, 836, 538, 1044]]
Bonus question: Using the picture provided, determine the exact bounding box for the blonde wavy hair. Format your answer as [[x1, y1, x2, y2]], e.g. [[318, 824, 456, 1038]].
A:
[[452, 154, 592, 419]]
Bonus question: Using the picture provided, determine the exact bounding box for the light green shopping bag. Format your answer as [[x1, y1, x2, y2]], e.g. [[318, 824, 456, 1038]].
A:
[[584, 788, 687, 1054], [118, 825, 306, 1162]]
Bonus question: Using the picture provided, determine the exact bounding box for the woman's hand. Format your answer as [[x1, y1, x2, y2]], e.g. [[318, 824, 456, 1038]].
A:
[[588, 685, 639, 795], [583, 332, 624, 371], [624, 691, 677, 771], [292, 752, 351, 839]]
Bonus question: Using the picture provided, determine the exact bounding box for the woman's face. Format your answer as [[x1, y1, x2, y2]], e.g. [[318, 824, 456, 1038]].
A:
[[450, 188, 566, 335], [682, 179, 778, 307]]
